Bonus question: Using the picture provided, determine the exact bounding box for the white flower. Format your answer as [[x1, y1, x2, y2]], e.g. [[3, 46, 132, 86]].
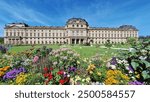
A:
[[96, 82, 100, 85], [67, 75, 70, 77], [110, 65, 116, 69], [129, 70, 133, 73], [106, 62, 110, 68], [139, 56, 147, 60], [131, 76, 136, 80], [125, 66, 129, 70], [53, 62, 57, 65], [122, 60, 128, 64], [125, 63, 129, 66], [117, 60, 122, 64]]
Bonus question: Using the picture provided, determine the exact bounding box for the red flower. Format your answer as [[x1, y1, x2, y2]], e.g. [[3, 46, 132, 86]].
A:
[[43, 67, 48, 72], [48, 73, 53, 80], [59, 79, 65, 85], [50, 67, 53, 71], [43, 73, 49, 77], [57, 70, 64, 75], [64, 77, 69, 82]]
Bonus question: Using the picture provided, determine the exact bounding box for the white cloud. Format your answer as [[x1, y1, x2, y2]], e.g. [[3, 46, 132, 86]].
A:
[[0, 0, 51, 25]]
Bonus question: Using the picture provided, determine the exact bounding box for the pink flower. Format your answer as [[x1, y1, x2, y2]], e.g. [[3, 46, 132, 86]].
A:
[[33, 56, 39, 63]]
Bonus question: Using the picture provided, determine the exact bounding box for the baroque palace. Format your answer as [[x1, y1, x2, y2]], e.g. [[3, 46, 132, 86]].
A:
[[4, 18, 138, 45]]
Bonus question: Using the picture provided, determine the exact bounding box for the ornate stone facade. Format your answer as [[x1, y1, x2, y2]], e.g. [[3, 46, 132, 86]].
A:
[[4, 18, 138, 45]]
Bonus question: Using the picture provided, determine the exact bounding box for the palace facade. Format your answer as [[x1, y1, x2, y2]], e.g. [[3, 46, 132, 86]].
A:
[[4, 18, 138, 45]]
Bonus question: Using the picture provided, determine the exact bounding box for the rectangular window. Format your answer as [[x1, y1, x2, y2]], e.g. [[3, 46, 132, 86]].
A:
[[10, 32, 12, 36], [45, 33, 47, 37], [6, 32, 8, 36]]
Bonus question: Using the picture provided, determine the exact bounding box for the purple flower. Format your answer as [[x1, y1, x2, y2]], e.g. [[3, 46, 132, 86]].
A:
[[0, 45, 7, 53], [110, 57, 117, 65], [3, 67, 26, 80], [128, 81, 143, 85], [68, 67, 77, 72], [128, 66, 134, 72]]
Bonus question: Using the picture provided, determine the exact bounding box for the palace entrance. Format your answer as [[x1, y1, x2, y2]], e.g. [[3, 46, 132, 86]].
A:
[[71, 39, 84, 44]]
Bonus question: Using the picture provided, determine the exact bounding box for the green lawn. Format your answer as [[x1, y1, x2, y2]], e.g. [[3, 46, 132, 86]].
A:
[[8, 44, 128, 59]]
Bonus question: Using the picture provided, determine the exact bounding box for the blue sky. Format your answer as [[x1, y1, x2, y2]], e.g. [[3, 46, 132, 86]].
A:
[[0, 0, 150, 37]]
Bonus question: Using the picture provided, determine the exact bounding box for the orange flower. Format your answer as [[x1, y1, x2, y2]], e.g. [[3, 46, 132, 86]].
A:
[[2, 66, 10, 71], [0, 66, 10, 77]]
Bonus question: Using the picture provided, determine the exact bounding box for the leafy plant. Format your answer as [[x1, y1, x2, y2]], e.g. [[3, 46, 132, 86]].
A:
[[117, 39, 150, 84]]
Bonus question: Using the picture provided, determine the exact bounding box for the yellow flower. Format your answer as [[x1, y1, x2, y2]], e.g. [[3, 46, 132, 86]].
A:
[[105, 70, 129, 85], [0, 71, 5, 77], [89, 71, 93, 74], [97, 72, 101, 76], [70, 78, 75, 85], [77, 60, 80, 64], [85, 77, 90, 82], [75, 76, 81, 81], [82, 79, 85, 82], [136, 74, 140, 79], [86, 64, 95, 73], [15, 73, 30, 85]]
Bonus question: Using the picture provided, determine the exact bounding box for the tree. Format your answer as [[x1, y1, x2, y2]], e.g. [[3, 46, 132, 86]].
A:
[[105, 39, 112, 48], [127, 37, 137, 46], [0, 37, 4, 44]]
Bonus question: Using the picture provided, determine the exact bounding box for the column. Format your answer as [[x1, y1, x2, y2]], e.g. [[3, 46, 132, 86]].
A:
[[79, 39, 81, 44], [75, 39, 76, 44]]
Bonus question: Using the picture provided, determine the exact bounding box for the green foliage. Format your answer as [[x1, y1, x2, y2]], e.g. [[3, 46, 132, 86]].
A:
[[26, 73, 45, 85], [127, 37, 137, 46], [105, 40, 112, 48], [117, 39, 150, 84], [90, 66, 107, 83], [0, 38, 4, 44]]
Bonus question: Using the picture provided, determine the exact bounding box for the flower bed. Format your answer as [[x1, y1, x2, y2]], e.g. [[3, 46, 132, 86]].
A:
[[0, 40, 149, 85]]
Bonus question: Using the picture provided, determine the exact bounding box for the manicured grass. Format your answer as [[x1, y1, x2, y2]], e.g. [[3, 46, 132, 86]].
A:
[[8, 45, 60, 53], [8, 44, 125, 59], [70, 45, 118, 59]]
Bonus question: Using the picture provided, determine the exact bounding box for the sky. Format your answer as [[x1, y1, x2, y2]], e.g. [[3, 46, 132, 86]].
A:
[[0, 0, 150, 37]]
